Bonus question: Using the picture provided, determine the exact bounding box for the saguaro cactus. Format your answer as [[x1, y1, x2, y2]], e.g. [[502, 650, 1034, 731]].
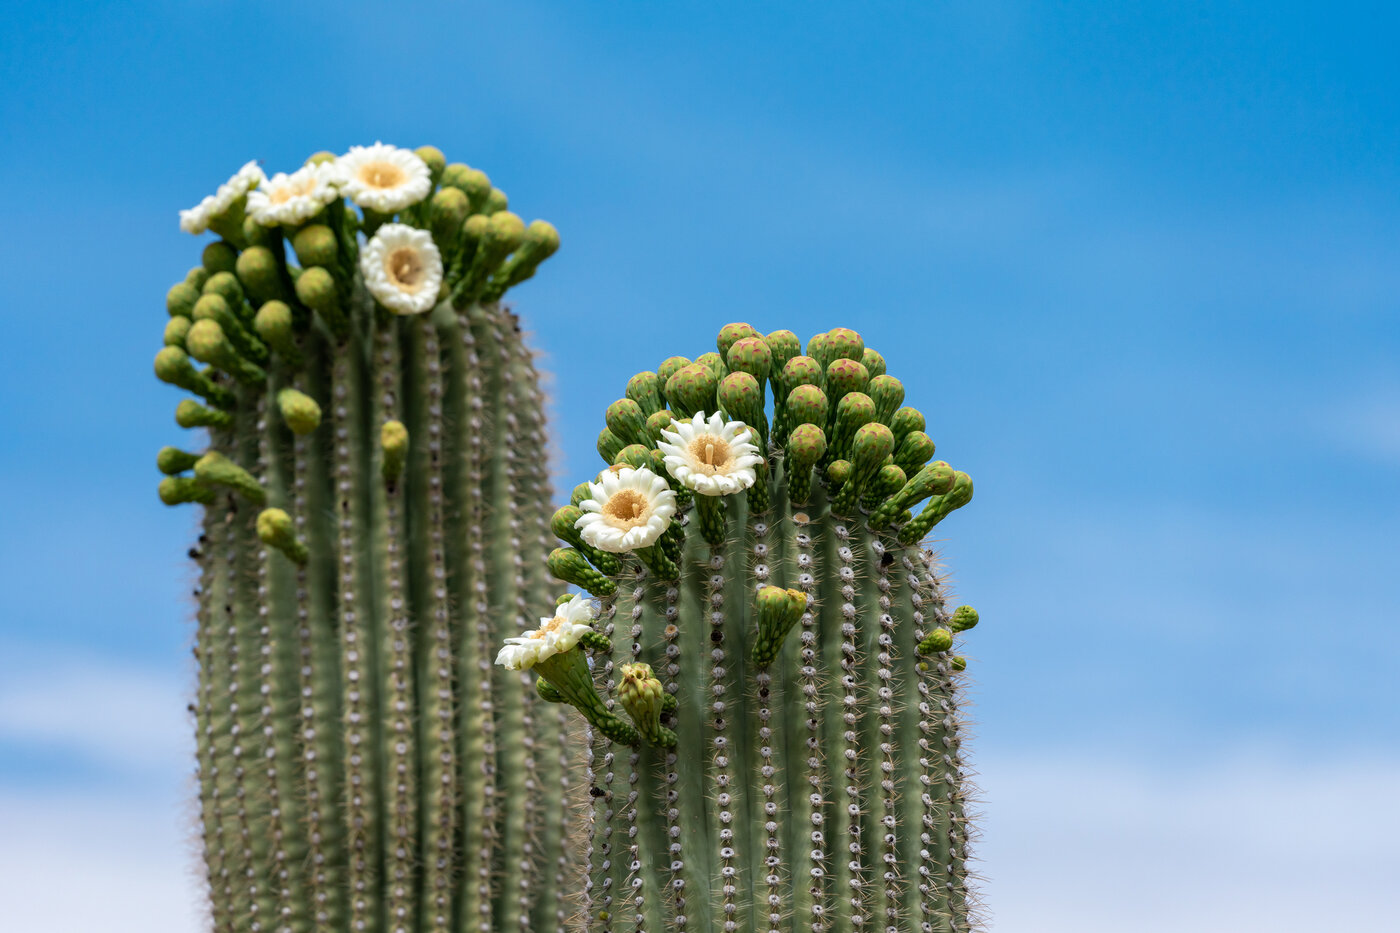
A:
[[498, 324, 982, 933], [156, 143, 579, 933]]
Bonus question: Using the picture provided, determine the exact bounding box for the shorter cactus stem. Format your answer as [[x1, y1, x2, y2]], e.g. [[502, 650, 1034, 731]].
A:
[[534, 649, 640, 747]]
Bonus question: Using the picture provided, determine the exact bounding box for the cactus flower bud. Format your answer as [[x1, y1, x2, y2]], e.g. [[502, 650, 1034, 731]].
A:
[[292, 224, 340, 269], [257, 507, 308, 564], [918, 627, 954, 655], [155, 346, 234, 409], [159, 475, 215, 506], [751, 585, 808, 667], [951, 605, 979, 632], [656, 356, 691, 387], [626, 371, 663, 415], [380, 420, 409, 483], [616, 662, 676, 747], [716, 322, 761, 358], [868, 374, 904, 424], [157, 446, 201, 476], [194, 451, 266, 504], [167, 281, 200, 318]]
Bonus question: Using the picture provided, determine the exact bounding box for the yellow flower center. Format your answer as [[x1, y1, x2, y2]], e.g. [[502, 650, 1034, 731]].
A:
[[358, 160, 408, 190], [269, 176, 317, 204], [532, 613, 569, 640], [602, 488, 652, 530], [687, 433, 734, 475], [385, 247, 426, 292]]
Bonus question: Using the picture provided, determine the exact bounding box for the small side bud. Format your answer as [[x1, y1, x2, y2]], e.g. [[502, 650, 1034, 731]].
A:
[[175, 398, 233, 429], [890, 406, 926, 445], [785, 384, 828, 430], [644, 409, 675, 445], [597, 427, 625, 466], [626, 371, 663, 415], [166, 282, 200, 319], [414, 145, 447, 184], [664, 363, 719, 421], [157, 446, 201, 475], [186, 319, 266, 385], [917, 628, 953, 655], [868, 374, 905, 424], [616, 662, 677, 747], [861, 347, 887, 378], [751, 586, 808, 667], [950, 605, 979, 632], [254, 301, 303, 365], [717, 322, 761, 358], [194, 451, 266, 504], [547, 548, 617, 597], [276, 388, 322, 436], [234, 245, 285, 305], [159, 476, 215, 506], [257, 508, 308, 564], [291, 225, 339, 269], [163, 316, 192, 347], [605, 398, 649, 447], [656, 356, 691, 387], [381, 420, 409, 483], [153, 346, 234, 409], [201, 241, 238, 276]]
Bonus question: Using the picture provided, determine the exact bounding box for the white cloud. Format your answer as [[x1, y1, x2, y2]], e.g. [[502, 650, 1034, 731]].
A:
[[974, 752, 1400, 932], [0, 656, 190, 774], [0, 788, 203, 933]]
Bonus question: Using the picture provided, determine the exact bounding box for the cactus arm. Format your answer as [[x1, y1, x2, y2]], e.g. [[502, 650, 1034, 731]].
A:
[[194, 496, 233, 933], [331, 329, 385, 933], [372, 314, 418, 933], [449, 308, 495, 933], [478, 310, 529, 933], [257, 374, 311, 933]]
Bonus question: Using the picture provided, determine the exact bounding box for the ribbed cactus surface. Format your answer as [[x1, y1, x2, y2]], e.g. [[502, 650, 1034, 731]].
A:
[[501, 324, 982, 933], [155, 144, 580, 933]]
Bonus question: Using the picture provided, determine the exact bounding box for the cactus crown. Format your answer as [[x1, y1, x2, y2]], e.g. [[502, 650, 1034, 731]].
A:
[[510, 324, 983, 932], [157, 144, 579, 933]]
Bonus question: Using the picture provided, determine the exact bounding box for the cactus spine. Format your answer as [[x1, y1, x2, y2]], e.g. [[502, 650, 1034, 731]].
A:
[[157, 144, 579, 933], [505, 325, 982, 932]]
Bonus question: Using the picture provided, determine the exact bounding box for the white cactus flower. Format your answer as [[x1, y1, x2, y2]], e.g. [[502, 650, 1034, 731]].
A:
[[336, 142, 431, 213], [575, 466, 677, 553], [360, 223, 444, 315], [178, 160, 265, 234], [246, 162, 340, 226], [657, 412, 763, 496], [495, 595, 597, 671]]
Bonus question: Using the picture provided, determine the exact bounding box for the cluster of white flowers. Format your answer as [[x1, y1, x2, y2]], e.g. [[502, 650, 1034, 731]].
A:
[[180, 142, 433, 232], [178, 160, 265, 234], [495, 595, 597, 671]]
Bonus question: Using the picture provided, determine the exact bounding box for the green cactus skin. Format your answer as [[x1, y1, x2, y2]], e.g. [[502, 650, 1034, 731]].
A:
[[525, 324, 981, 933], [158, 146, 582, 933]]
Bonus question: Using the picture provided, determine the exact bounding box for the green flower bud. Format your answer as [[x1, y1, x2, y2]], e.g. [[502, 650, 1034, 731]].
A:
[[751, 585, 808, 667], [726, 336, 772, 385], [483, 220, 560, 301], [380, 420, 409, 483], [276, 388, 321, 435], [656, 356, 691, 386], [894, 430, 936, 474], [786, 423, 827, 467], [825, 326, 864, 363], [254, 301, 301, 364], [157, 446, 201, 475], [827, 459, 852, 486], [716, 322, 761, 358], [805, 332, 830, 369], [614, 444, 651, 470], [202, 270, 246, 312], [294, 265, 346, 335], [166, 281, 200, 319], [764, 330, 801, 382], [717, 372, 765, 437], [201, 240, 238, 275], [549, 506, 623, 576], [626, 371, 663, 414], [571, 482, 592, 507], [665, 362, 719, 421], [153, 346, 233, 409], [242, 214, 275, 248], [897, 471, 974, 544], [782, 355, 824, 392], [616, 662, 676, 747], [291, 224, 339, 269], [257, 507, 308, 564], [951, 606, 979, 632], [414, 145, 447, 184], [831, 391, 876, 459], [483, 187, 509, 214], [186, 319, 266, 385], [850, 422, 895, 482], [429, 187, 470, 248], [194, 451, 264, 503], [890, 406, 926, 445], [159, 475, 215, 506], [184, 266, 210, 290], [597, 427, 625, 465], [825, 358, 869, 402], [868, 463, 907, 501], [605, 398, 649, 447], [176, 398, 232, 429], [695, 351, 726, 380], [917, 627, 953, 655], [305, 151, 336, 166], [861, 347, 887, 378], [235, 245, 284, 305], [645, 409, 675, 444], [443, 164, 492, 212], [868, 374, 905, 424], [951, 656, 967, 672], [164, 316, 192, 347], [547, 547, 617, 597], [785, 384, 828, 429]]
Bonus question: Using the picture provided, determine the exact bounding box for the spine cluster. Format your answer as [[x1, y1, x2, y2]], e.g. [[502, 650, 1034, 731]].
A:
[[155, 144, 577, 933]]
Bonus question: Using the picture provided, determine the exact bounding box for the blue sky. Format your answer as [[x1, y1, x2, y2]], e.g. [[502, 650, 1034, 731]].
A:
[[1, 2, 1396, 930]]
